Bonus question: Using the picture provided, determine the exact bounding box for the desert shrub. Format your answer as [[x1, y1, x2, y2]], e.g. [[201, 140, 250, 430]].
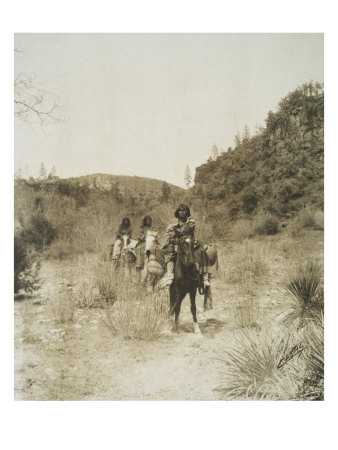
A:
[[280, 261, 324, 328], [299, 314, 324, 400], [296, 206, 324, 231], [22, 213, 57, 250], [14, 234, 40, 293], [48, 291, 77, 324], [77, 281, 101, 309], [229, 219, 255, 241], [218, 327, 298, 400], [223, 240, 269, 283], [102, 274, 170, 340], [234, 294, 259, 329], [254, 214, 280, 235], [94, 262, 118, 304]]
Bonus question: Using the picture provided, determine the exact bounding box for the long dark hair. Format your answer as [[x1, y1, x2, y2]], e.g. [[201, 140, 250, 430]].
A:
[[141, 215, 152, 227], [122, 217, 130, 226], [174, 204, 191, 218]]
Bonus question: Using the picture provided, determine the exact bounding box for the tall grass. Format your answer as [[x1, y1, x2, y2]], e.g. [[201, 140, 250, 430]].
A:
[[220, 240, 269, 284], [48, 292, 77, 324], [93, 261, 170, 340], [103, 283, 170, 341], [280, 261, 324, 328]]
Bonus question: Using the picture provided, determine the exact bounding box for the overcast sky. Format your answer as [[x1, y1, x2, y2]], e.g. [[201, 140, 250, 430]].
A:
[[14, 33, 323, 187]]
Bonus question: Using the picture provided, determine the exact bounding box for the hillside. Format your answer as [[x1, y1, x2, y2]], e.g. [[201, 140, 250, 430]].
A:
[[14, 174, 185, 259], [190, 82, 324, 220]]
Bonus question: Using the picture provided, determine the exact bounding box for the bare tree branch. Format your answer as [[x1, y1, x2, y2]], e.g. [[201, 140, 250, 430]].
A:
[[14, 72, 63, 129]]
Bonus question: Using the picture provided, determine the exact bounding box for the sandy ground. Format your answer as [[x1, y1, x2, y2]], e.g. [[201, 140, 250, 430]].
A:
[[14, 231, 323, 401]]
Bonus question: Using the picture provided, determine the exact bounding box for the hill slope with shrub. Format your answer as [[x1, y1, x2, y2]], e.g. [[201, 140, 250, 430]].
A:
[[14, 173, 185, 273], [190, 82, 324, 221]]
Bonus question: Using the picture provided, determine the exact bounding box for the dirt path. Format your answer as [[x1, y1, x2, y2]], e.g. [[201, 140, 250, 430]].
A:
[[14, 257, 241, 401]]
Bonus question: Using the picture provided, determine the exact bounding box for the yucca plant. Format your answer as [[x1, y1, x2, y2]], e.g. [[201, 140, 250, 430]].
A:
[[281, 262, 323, 328], [218, 327, 299, 400], [298, 314, 324, 400]]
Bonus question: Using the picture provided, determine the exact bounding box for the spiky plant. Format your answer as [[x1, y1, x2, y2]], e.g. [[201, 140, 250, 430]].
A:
[[218, 327, 300, 400], [281, 262, 323, 328], [298, 314, 324, 400]]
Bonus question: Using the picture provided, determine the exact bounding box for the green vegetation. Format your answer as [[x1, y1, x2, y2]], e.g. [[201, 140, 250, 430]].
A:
[[189, 82, 324, 222]]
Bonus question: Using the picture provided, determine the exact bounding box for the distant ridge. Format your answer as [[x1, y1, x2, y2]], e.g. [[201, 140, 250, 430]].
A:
[[65, 173, 184, 195]]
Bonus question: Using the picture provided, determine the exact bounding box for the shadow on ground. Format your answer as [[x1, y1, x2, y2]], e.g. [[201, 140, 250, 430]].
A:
[[179, 318, 226, 338]]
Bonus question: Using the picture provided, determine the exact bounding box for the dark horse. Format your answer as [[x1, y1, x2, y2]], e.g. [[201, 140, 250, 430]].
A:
[[169, 236, 202, 334]]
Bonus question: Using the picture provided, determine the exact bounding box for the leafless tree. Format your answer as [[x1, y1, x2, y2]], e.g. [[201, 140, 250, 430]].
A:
[[14, 70, 63, 129]]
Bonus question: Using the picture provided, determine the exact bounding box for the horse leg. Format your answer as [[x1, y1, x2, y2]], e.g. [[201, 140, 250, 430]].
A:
[[190, 289, 201, 334], [170, 285, 182, 331], [173, 300, 182, 332], [203, 286, 213, 311]]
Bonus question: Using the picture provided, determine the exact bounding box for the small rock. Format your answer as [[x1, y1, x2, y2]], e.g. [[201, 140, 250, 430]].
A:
[[91, 326, 98, 331], [73, 323, 82, 329], [49, 328, 62, 333]]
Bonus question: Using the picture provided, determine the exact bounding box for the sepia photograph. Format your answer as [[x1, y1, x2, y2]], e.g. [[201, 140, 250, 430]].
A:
[[14, 32, 324, 402]]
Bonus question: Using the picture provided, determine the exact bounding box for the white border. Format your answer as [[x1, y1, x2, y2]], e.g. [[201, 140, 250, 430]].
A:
[[2, 1, 337, 449]]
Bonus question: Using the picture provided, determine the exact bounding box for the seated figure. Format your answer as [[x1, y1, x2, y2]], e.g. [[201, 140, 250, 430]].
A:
[[161, 204, 210, 287], [112, 217, 132, 260]]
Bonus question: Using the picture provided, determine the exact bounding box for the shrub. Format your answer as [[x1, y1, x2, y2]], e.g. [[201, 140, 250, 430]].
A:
[[48, 291, 77, 324], [254, 214, 280, 235], [299, 314, 324, 400], [23, 213, 57, 250], [101, 273, 170, 340], [218, 327, 297, 400], [280, 261, 324, 328], [224, 240, 268, 283], [296, 206, 324, 230], [229, 219, 255, 241], [14, 234, 40, 293]]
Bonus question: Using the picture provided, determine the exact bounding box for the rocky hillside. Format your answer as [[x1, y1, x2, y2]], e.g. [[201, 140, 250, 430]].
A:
[[191, 82, 324, 219]]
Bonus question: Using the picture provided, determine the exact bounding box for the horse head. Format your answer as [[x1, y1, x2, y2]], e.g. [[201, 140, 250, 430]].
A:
[[145, 230, 158, 258], [178, 236, 195, 268], [121, 234, 130, 249]]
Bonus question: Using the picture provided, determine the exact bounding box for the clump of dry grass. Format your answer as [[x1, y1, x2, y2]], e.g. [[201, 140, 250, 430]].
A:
[[280, 261, 324, 328], [48, 291, 77, 324], [221, 240, 269, 283], [229, 219, 255, 242], [254, 214, 280, 236], [103, 279, 170, 341], [296, 206, 324, 231], [94, 262, 118, 304]]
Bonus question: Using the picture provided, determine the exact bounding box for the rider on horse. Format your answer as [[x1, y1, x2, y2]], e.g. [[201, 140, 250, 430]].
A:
[[112, 217, 132, 261], [161, 204, 210, 287]]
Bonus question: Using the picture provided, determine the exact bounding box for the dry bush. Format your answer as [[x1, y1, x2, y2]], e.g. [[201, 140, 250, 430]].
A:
[[229, 219, 255, 242], [48, 291, 77, 324], [94, 262, 118, 304], [280, 261, 324, 328], [14, 234, 41, 293], [77, 281, 101, 309], [218, 327, 299, 400], [103, 279, 170, 341], [254, 214, 280, 236], [296, 206, 324, 231], [233, 275, 260, 328], [221, 240, 269, 283]]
